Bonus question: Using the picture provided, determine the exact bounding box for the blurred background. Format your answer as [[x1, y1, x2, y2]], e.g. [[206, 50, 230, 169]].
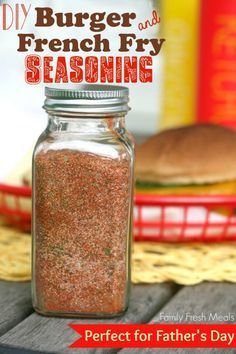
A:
[[0, 0, 236, 296], [0, 0, 236, 181]]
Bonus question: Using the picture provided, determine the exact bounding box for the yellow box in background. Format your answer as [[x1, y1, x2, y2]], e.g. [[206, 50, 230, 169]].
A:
[[160, 0, 199, 129]]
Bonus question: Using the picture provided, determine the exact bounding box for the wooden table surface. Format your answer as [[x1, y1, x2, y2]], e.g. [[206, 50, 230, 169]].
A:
[[0, 281, 235, 354]]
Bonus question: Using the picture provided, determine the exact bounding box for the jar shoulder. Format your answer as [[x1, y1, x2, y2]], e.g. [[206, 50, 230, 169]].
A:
[[33, 130, 133, 161]]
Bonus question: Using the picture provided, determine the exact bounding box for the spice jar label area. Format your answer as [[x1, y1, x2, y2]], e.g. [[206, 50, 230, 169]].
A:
[[32, 85, 134, 318]]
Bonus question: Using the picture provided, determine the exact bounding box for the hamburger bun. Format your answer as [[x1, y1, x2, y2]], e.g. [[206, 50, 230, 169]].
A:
[[136, 124, 236, 186]]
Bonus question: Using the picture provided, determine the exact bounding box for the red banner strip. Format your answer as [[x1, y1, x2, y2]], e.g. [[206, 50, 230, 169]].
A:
[[69, 324, 236, 348]]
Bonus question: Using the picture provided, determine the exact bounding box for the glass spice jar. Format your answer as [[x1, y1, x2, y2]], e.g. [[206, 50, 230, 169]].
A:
[[32, 85, 135, 318]]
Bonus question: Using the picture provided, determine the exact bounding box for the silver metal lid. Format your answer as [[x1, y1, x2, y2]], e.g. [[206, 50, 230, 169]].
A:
[[44, 85, 130, 115]]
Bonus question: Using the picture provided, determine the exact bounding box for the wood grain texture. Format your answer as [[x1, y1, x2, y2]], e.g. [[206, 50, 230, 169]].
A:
[[0, 348, 49, 354], [122, 349, 236, 354], [0, 283, 177, 354], [120, 283, 236, 354], [0, 281, 32, 336], [154, 282, 236, 324]]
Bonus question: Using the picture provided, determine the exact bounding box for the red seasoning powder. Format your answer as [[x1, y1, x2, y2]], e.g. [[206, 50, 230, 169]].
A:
[[34, 149, 131, 315]]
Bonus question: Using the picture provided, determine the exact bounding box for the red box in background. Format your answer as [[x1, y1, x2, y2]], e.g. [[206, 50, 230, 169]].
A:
[[197, 0, 236, 128]]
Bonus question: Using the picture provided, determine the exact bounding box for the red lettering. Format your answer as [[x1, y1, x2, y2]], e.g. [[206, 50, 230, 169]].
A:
[[138, 10, 160, 31], [139, 56, 153, 82], [85, 57, 98, 83], [101, 57, 114, 83], [70, 56, 83, 83], [25, 55, 41, 84], [55, 56, 68, 83], [2, 4, 13, 30], [124, 56, 137, 83], [115, 57, 122, 83], [44, 56, 53, 83]]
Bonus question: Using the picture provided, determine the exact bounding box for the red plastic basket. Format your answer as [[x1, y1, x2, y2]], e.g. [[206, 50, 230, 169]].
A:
[[134, 194, 236, 242], [0, 184, 32, 231], [1, 183, 236, 242]]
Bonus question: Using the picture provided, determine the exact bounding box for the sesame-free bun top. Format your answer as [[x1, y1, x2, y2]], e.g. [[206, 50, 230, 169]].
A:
[[136, 124, 236, 185]]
